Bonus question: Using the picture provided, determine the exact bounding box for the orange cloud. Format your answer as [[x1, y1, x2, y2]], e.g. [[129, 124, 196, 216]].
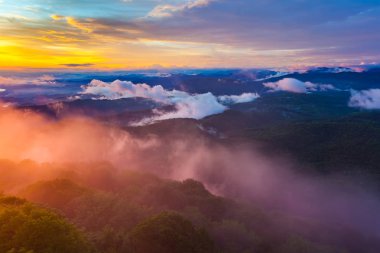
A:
[[66, 17, 93, 33], [50, 14, 65, 21]]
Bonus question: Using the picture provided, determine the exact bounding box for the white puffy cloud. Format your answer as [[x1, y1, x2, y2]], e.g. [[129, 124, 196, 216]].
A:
[[349, 89, 380, 109], [153, 92, 226, 121], [0, 88, 5, 92], [80, 79, 174, 102], [148, 0, 213, 18], [80, 79, 259, 124], [218, 93, 260, 104], [132, 93, 226, 126], [0, 75, 56, 86], [263, 78, 336, 93]]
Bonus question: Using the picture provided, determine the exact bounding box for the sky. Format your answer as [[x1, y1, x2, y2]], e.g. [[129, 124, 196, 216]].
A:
[[0, 0, 379, 70]]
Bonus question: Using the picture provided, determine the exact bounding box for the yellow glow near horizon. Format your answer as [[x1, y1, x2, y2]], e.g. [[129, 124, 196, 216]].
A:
[[0, 11, 318, 70], [0, 18, 320, 70], [0, 28, 105, 68], [0, 33, 315, 70], [0, 13, 287, 70]]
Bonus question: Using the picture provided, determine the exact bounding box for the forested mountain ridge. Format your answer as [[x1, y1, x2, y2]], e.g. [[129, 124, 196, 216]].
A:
[[1, 161, 378, 253]]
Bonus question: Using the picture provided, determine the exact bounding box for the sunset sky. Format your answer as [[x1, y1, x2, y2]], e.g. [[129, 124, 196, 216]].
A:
[[0, 0, 379, 69]]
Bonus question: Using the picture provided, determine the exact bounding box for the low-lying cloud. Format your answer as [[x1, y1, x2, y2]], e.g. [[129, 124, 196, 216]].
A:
[[80, 79, 259, 124], [80, 79, 174, 102], [0, 75, 56, 86], [0, 104, 379, 240], [349, 89, 380, 109], [264, 78, 336, 93], [0, 104, 157, 166], [218, 93, 260, 104]]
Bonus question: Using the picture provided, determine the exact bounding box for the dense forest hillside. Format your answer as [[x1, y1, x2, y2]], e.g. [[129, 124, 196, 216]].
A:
[[0, 195, 92, 253], [0, 161, 378, 253]]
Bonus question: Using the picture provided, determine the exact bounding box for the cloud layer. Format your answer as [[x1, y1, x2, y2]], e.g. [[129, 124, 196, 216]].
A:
[[0, 103, 379, 239], [264, 78, 336, 93], [349, 89, 380, 109], [0, 75, 56, 86], [80, 79, 259, 123]]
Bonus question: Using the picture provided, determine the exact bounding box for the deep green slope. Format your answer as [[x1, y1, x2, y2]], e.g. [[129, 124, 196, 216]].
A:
[[228, 113, 380, 181], [0, 195, 93, 253], [16, 166, 379, 253]]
